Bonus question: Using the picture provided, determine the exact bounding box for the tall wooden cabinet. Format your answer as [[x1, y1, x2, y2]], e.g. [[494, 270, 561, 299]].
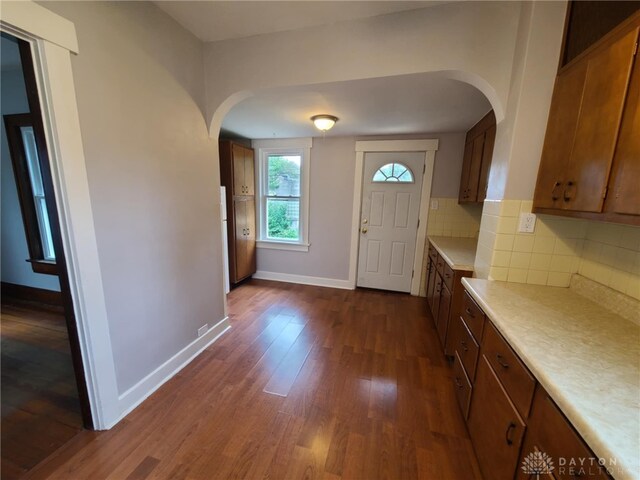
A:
[[220, 140, 257, 284], [533, 10, 640, 225]]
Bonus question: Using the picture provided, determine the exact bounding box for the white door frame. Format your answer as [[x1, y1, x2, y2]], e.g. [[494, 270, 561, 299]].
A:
[[1, 1, 120, 429], [348, 140, 438, 295]]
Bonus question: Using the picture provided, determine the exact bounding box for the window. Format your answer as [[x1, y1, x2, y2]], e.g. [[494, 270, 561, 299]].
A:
[[372, 162, 414, 183], [255, 138, 311, 251], [4, 113, 57, 273]]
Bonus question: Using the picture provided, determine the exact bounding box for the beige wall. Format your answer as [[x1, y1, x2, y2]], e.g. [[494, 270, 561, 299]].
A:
[[43, 1, 225, 393]]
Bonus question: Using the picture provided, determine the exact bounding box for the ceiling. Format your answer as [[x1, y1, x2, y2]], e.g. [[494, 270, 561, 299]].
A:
[[154, 1, 442, 42], [221, 73, 492, 139]]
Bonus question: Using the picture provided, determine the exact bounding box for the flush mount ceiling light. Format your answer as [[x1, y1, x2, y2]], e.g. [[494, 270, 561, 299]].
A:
[[311, 114, 338, 132]]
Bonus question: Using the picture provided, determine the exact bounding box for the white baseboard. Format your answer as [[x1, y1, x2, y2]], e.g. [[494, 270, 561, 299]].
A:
[[109, 316, 231, 429], [253, 270, 354, 290]]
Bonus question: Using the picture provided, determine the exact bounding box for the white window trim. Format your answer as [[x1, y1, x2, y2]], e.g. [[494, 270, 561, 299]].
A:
[[253, 138, 312, 252]]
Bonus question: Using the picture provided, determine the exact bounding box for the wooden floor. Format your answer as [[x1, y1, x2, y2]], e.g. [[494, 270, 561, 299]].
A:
[[1, 301, 83, 480], [25, 280, 482, 480]]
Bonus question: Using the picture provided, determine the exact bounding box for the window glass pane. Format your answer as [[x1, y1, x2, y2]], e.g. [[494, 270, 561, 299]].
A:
[[20, 127, 45, 196], [267, 155, 301, 196], [372, 163, 414, 183], [36, 196, 56, 260], [266, 197, 300, 240]]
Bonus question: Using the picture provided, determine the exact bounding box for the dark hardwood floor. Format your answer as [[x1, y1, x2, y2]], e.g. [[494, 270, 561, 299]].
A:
[[1, 301, 83, 480], [24, 280, 482, 479]]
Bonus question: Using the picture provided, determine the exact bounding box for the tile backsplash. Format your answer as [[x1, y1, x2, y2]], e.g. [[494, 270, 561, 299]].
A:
[[475, 199, 640, 300], [426, 197, 482, 238]]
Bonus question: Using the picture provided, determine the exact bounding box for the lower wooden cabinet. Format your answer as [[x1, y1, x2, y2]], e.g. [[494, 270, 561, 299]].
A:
[[231, 198, 256, 283], [425, 241, 472, 357], [468, 356, 527, 480], [460, 286, 613, 480], [517, 387, 611, 480]]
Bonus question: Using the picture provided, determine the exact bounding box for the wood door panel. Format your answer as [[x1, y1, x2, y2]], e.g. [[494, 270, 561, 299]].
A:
[[606, 39, 640, 216], [436, 283, 451, 349], [468, 357, 527, 480], [477, 124, 496, 203], [244, 147, 255, 196], [245, 198, 257, 274], [534, 61, 588, 210], [458, 140, 474, 202], [233, 200, 248, 281], [232, 144, 245, 196], [465, 135, 485, 202], [567, 27, 638, 212]]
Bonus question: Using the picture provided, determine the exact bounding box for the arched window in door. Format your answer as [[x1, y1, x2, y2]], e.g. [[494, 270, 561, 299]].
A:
[[372, 162, 414, 183]]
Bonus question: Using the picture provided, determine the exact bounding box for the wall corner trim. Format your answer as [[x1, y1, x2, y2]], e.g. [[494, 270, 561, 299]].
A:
[[110, 316, 231, 429], [253, 270, 354, 290]]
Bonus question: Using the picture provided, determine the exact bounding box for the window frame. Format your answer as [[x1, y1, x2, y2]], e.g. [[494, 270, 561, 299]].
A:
[[254, 138, 312, 252], [3, 113, 57, 274]]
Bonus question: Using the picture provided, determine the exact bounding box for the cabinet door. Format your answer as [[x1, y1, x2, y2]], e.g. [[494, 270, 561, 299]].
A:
[[431, 274, 443, 324], [468, 357, 527, 480], [233, 200, 248, 281], [232, 144, 246, 196], [565, 27, 638, 212], [477, 124, 496, 203], [245, 198, 257, 275], [534, 61, 588, 210], [605, 41, 640, 216], [437, 283, 451, 349], [458, 140, 474, 203], [243, 147, 255, 196], [462, 135, 485, 203]]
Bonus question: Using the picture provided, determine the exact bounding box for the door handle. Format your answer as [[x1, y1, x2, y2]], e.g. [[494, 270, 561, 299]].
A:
[[362, 219, 368, 224], [361, 227, 368, 234]]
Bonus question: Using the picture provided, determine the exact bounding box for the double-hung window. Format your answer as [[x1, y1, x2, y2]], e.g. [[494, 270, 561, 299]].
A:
[[254, 138, 311, 252]]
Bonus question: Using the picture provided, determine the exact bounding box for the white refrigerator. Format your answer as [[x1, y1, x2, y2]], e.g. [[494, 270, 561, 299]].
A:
[[220, 186, 230, 294]]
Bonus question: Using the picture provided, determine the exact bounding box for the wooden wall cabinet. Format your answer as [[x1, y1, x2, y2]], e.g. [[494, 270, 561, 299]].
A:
[[425, 241, 473, 357], [220, 140, 257, 284], [533, 12, 640, 225], [458, 110, 496, 204]]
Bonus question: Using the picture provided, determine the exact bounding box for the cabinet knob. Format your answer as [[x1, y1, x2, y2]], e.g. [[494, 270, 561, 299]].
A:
[[465, 307, 475, 318], [551, 181, 562, 201], [563, 181, 575, 202], [496, 353, 509, 369]]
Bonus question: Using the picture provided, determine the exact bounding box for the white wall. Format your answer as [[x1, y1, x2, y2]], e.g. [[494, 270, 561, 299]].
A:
[[43, 1, 226, 393], [256, 133, 466, 281], [1, 39, 61, 291]]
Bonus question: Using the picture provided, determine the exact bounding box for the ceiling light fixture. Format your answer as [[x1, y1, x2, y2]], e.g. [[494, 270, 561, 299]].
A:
[[311, 114, 338, 132]]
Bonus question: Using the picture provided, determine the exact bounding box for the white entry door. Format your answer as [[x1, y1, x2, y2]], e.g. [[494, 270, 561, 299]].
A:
[[357, 152, 424, 292]]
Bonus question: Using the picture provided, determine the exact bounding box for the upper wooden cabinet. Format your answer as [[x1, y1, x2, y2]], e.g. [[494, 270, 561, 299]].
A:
[[533, 12, 640, 225], [228, 142, 255, 197], [459, 110, 496, 204]]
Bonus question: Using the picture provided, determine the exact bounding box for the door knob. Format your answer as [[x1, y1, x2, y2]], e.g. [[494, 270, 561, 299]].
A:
[[361, 227, 368, 234], [362, 219, 368, 224]]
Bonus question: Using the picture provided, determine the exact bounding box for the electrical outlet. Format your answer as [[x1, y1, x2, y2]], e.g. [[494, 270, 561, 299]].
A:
[[518, 213, 536, 233], [197, 324, 209, 337], [430, 199, 439, 210]]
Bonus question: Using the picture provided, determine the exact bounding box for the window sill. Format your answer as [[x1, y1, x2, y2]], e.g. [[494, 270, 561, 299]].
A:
[[256, 240, 310, 252], [26, 259, 58, 275]]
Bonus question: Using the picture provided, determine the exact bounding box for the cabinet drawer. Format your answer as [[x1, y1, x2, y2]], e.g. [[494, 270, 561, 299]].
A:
[[435, 254, 445, 276], [518, 388, 611, 480], [442, 262, 454, 291], [428, 243, 438, 262], [455, 316, 480, 382], [461, 291, 485, 342], [452, 352, 472, 419], [483, 322, 536, 419]]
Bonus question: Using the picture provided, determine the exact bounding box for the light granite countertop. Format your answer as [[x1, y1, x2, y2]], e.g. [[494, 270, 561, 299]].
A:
[[462, 278, 640, 480], [427, 236, 478, 271]]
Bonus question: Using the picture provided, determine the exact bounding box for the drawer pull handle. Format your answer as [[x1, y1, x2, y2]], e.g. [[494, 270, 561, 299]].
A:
[[465, 307, 475, 318], [496, 353, 509, 369], [454, 377, 464, 389], [445, 273, 451, 278], [505, 422, 516, 446], [551, 181, 562, 201], [460, 340, 468, 352]]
